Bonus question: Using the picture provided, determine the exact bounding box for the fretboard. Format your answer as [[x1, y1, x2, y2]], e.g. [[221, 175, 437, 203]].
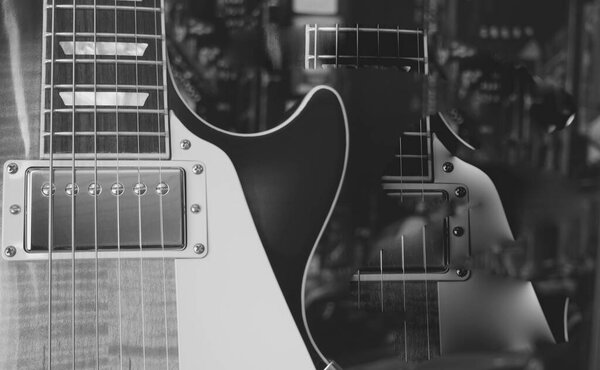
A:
[[305, 25, 427, 72], [41, 0, 169, 159]]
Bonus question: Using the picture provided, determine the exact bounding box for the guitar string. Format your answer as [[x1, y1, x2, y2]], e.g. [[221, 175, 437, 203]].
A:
[[47, 0, 57, 367], [70, 0, 77, 367], [418, 24, 432, 361], [153, 0, 171, 367], [374, 24, 385, 314], [396, 25, 409, 361], [93, 0, 100, 368], [113, 0, 124, 367], [93, 0, 102, 370], [133, 1, 148, 368]]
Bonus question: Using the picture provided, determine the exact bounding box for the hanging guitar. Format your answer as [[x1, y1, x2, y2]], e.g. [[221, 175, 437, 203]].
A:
[[0, 0, 348, 368], [302, 24, 558, 368]]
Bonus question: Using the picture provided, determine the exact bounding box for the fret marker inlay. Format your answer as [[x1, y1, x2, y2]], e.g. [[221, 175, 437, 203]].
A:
[[59, 92, 150, 107], [59, 41, 149, 57]]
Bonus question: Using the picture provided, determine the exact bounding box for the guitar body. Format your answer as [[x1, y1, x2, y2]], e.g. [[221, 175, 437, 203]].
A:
[[0, 0, 347, 368], [298, 70, 556, 368]]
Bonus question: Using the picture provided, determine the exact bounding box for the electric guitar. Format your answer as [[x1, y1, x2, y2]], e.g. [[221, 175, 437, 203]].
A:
[[302, 24, 557, 368], [0, 1, 348, 368]]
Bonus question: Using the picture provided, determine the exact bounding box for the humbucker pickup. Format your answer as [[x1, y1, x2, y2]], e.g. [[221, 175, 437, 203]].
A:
[[2, 161, 208, 261]]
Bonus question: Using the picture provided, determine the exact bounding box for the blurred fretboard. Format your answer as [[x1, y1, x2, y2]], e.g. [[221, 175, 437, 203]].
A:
[[305, 25, 427, 72]]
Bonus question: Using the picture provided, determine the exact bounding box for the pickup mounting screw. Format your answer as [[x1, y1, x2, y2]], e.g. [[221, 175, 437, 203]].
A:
[[180, 139, 191, 150], [9, 205, 21, 215], [442, 162, 454, 173], [454, 187, 467, 198], [452, 226, 465, 237], [456, 269, 469, 278], [7, 163, 18, 174], [193, 244, 206, 255], [4, 246, 16, 258], [190, 204, 201, 214], [192, 164, 204, 175]]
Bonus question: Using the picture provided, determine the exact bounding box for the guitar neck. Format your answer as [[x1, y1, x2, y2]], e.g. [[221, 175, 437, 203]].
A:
[[42, 0, 169, 159], [305, 25, 428, 73]]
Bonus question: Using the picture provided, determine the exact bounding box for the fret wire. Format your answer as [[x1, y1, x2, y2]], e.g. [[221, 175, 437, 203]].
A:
[[43, 131, 167, 136], [46, 59, 162, 65], [47, 32, 162, 39], [46, 84, 164, 90], [315, 55, 425, 61], [46, 4, 161, 12], [46, 108, 168, 114], [307, 26, 423, 34]]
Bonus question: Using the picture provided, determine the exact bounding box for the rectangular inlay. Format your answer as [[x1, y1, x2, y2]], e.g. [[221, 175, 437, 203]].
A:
[[59, 41, 149, 56], [59, 91, 149, 106]]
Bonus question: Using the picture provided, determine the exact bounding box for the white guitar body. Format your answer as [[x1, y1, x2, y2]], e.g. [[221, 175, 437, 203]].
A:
[[170, 112, 315, 369]]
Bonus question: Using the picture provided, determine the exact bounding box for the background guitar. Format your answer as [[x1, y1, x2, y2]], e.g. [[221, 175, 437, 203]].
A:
[[166, 0, 600, 369]]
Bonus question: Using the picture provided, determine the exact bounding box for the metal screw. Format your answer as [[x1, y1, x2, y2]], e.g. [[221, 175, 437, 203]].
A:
[[7, 163, 18, 174], [65, 183, 79, 196], [133, 183, 147, 196], [156, 182, 169, 196], [111, 183, 124, 196], [454, 186, 467, 198], [456, 269, 469, 278], [4, 246, 16, 258], [452, 226, 465, 237], [88, 183, 102, 196], [193, 244, 206, 255], [190, 204, 201, 214], [442, 162, 454, 173], [180, 139, 191, 150], [41, 183, 56, 197], [9, 205, 21, 215], [192, 164, 204, 175]]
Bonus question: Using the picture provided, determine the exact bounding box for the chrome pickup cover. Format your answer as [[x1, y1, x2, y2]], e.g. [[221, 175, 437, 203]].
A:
[[2, 160, 207, 261]]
